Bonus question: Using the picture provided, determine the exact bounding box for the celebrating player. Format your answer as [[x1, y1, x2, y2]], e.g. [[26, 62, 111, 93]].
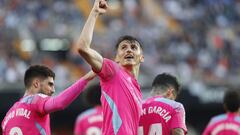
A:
[[202, 90, 240, 135], [77, 0, 144, 134], [1, 65, 95, 135], [139, 73, 187, 135]]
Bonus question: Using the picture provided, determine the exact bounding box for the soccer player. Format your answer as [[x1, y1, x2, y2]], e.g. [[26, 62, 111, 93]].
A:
[[202, 90, 240, 135], [74, 83, 103, 135], [139, 73, 187, 135], [1, 65, 95, 135], [77, 0, 144, 134]]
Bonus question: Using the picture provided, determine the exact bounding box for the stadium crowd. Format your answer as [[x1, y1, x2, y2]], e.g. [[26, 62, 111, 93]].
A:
[[1, 0, 239, 89]]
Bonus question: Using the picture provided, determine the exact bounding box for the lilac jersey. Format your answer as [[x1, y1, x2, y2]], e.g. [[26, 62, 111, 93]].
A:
[[1, 94, 51, 135], [94, 58, 142, 135], [139, 96, 187, 135], [74, 106, 103, 135], [202, 113, 240, 135]]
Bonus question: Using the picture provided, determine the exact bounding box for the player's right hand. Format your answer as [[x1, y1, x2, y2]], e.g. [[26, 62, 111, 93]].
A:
[[93, 0, 108, 15]]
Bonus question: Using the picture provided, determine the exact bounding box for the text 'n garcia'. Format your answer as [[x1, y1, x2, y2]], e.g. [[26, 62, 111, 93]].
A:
[[141, 106, 171, 122]]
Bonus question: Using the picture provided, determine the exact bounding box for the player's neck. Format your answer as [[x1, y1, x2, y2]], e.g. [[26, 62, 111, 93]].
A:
[[132, 67, 139, 79], [24, 88, 38, 96], [123, 65, 139, 79], [226, 111, 239, 114]]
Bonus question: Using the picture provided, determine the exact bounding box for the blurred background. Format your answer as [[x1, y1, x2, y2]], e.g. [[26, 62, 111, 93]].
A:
[[0, 0, 240, 134]]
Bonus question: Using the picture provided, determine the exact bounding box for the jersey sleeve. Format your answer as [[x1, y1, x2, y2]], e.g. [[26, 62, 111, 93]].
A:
[[31, 94, 50, 115], [93, 58, 118, 81], [44, 78, 88, 113], [170, 103, 187, 133]]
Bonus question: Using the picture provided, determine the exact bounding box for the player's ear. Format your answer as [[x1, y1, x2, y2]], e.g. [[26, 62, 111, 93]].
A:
[[140, 55, 144, 63], [115, 55, 120, 63], [32, 79, 40, 89], [167, 88, 175, 100], [166, 90, 171, 98]]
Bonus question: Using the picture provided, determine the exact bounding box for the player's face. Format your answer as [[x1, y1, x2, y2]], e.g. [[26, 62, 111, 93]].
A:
[[115, 40, 144, 67], [39, 77, 55, 96]]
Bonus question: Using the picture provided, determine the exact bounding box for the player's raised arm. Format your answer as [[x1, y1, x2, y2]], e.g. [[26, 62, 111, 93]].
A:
[[43, 71, 96, 113], [77, 0, 108, 72]]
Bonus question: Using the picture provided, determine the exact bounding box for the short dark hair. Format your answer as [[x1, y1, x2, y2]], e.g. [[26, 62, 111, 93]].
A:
[[24, 65, 55, 88], [115, 35, 143, 51], [223, 90, 240, 112], [152, 73, 180, 95], [86, 83, 101, 106]]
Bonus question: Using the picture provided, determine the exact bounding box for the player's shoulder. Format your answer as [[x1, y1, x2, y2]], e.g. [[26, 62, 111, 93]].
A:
[[77, 108, 97, 121], [103, 58, 120, 69], [209, 114, 227, 125], [104, 58, 113, 62], [103, 58, 115, 65], [20, 94, 49, 104], [211, 114, 227, 120], [234, 114, 240, 123], [152, 96, 184, 109]]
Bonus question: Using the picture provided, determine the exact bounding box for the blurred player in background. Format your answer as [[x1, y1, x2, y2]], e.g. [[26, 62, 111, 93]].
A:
[[139, 73, 187, 135], [77, 0, 144, 134], [1, 65, 95, 135], [202, 90, 240, 135], [74, 83, 103, 135]]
